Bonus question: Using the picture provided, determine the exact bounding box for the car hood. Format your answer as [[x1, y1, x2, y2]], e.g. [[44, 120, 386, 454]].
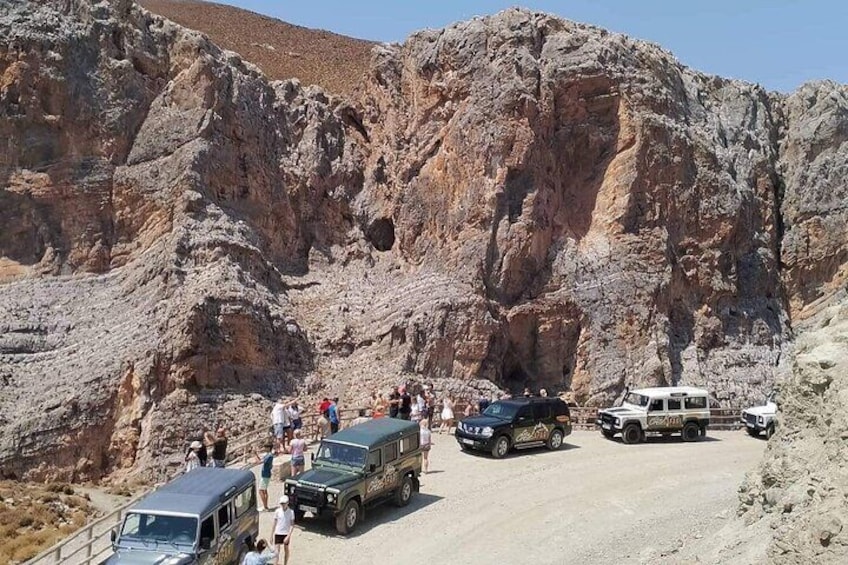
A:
[[295, 467, 361, 488], [743, 402, 777, 416], [600, 407, 643, 417], [104, 549, 195, 564], [460, 415, 509, 428]]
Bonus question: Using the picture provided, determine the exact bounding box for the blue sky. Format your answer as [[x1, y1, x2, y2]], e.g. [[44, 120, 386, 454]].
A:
[[224, 1, 846, 93]]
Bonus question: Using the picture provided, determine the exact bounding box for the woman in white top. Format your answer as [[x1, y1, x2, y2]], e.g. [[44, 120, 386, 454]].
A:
[[439, 395, 455, 434], [419, 419, 432, 473]]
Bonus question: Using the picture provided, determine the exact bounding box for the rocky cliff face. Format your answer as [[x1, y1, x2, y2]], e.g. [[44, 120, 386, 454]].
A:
[[0, 1, 846, 481]]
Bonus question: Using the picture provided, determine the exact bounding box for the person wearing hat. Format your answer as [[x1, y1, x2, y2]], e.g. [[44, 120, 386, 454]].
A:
[[272, 495, 295, 565], [184, 440, 202, 473]]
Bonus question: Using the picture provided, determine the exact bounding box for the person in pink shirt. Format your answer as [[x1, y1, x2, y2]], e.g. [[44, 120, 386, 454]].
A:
[[288, 429, 308, 476]]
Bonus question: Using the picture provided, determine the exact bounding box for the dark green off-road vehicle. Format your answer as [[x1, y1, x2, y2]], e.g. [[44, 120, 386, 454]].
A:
[[284, 418, 422, 534]]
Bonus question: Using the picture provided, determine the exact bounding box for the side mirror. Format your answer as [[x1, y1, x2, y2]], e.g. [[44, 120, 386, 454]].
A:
[[310, 452, 315, 462], [369, 463, 377, 473], [110, 529, 117, 543], [200, 537, 212, 550]]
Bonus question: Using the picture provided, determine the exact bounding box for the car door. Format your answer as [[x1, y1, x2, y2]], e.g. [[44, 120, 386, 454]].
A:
[[647, 398, 668, 430], [513, 405, 544, 444], [364, 448, 384, 502]]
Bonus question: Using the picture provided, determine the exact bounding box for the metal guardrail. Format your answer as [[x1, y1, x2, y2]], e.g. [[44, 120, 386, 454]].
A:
[[26, 404, 743, 564]]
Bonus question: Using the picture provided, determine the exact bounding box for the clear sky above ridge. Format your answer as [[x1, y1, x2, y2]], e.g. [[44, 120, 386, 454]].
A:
[[222, 0, 845, 93]]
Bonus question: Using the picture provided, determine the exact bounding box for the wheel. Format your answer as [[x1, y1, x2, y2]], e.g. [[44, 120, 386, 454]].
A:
[[547, 428, 564, 450], [335, 499, 360, 535], [394, 475, 414, 507], [682, 421, 700, 442], [621, 424, 642, 445], [491, 436, 510, 458], [765, 423, 774, 439], [236, 549, 247, 565], [746, 428, 759, 438], [601, 429, 615, 439]]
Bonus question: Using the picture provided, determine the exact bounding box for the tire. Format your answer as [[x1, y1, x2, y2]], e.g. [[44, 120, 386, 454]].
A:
[[547, 428, 564, 450], [682, 421, 700, 442], [765, 423, 775, 439], [491, 436, 510, 458], [235, 549, 247, 565], [394, 475, 414, 507], [621, 423, 642, 445], [335, 499, 360, 535], [746, 428, 759, 438]]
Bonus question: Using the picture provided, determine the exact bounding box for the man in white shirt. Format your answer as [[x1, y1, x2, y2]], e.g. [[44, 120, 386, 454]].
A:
[[272, 495, 295, 565], [271, 399, 289, 453]]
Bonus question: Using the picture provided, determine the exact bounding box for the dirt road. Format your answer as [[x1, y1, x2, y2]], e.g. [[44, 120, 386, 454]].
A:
[[258, 429, 765, 565]]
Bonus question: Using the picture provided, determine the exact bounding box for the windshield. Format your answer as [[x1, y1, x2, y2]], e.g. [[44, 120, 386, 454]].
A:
[[120, 513, 197, 547], [482, 402, 518, 420], [315, 441, 367, 469], [623, 392, 648, 407]]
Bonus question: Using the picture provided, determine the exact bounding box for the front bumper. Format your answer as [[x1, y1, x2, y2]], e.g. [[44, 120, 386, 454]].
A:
[[741, 412, 766, 431], [454, 429, 498, 451], [286, 485, 338, 516], [596, 415, 622, 433]]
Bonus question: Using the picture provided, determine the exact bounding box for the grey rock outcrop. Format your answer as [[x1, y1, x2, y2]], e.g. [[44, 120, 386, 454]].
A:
[[0, 1, 846, 485]]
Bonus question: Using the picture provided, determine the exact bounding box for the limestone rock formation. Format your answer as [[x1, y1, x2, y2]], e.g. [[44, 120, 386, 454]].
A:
[[0, 0, 846, 483]]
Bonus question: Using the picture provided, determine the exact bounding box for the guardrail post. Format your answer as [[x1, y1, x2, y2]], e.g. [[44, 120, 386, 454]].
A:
[[85, 525, 93, 559]]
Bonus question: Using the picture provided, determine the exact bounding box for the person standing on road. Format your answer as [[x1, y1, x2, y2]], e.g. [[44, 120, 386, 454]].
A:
[[328, 398, 340, 434], [317, 397, 332, 440], [439, 395, 455, 434], [271, 399, 288, 454], [399, 386, 412, 420], [255, 443, 275, 511], [185, 440, 202, 473], [211, 428, 228, 468], [288, 402, 302, 432], [388, 386, 401, 418], [419, 419, 432, 473], [272, 495, 295, 565], [289, 429, 307, 476]]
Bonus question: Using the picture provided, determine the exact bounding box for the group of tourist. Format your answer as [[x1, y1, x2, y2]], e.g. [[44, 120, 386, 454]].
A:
[[184, 427, 228, 472]]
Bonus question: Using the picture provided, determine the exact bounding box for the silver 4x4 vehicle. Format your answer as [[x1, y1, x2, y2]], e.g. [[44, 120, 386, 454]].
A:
[[596, 387, 710, 444], [284, 418, 422, 535], [741, 393, 776, 438]]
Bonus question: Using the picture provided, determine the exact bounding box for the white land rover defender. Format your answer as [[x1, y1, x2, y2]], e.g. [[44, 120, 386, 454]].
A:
[[596, 387, 711, 444], [740, 394, 776, 438]]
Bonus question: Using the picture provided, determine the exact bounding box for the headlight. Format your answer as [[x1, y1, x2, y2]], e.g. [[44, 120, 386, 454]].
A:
[[615, 418, 621, 426], [480, 426, 494, 438], [326, 493, 335, 503], [758, 416, 764, 424]]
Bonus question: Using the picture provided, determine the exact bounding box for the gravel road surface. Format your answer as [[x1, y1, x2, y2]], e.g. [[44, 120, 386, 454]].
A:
[[258, 429, 765, 565]]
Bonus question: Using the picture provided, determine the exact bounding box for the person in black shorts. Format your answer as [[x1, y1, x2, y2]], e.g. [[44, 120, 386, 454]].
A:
[[273, 495, 295, 564]]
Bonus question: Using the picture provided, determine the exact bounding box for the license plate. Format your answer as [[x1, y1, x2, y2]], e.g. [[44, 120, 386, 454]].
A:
[[745, 423, 755, 428], [300, 505, 318, 514], [602, 423, 611, 430], [460, 438, 474, 445]]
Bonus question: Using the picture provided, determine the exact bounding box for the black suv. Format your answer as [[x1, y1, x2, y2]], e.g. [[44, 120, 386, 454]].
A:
[[455, 397, 572, 458]]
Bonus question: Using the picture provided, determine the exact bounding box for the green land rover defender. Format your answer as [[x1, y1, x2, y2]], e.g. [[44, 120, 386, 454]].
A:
[[284, 418, 422, 534]]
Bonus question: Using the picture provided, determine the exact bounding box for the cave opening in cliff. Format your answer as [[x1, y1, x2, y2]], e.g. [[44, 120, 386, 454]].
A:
[[501, 348, 531, 392], [366, 217, 395, 251]]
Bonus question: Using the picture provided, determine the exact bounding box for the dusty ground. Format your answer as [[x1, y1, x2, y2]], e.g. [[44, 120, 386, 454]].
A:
[[257, 429, 766, 565]]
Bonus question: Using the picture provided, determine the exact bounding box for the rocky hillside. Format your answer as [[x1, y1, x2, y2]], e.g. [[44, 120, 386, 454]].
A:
[[0, 0, 846, 486], [139, 0, 374, 97]]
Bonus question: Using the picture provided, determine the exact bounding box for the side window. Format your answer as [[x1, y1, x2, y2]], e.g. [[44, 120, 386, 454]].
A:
[[199, 516, 215, 547], [685, 397, 707, 409], [218, 503, 231, 531], [367, 449, 382, 470], [648, 399, 664, 412], [667, 399, 681, 411], [516, 406, 533, 421], [384, 442, 399, 463], [532, 404, 551, 420], [400, 434, 419, 454], [234, 487, 255, 518]]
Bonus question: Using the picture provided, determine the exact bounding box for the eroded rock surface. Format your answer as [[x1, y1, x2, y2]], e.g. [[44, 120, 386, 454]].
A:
[[0, 1, 846, 482]]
